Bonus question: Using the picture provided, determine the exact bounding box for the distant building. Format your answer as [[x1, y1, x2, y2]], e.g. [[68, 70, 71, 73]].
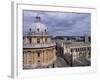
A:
[[84, 35, 91, 43], [54, 36, 91, 66], [23, 16, 56, 69], [63, 42, 91, 66]]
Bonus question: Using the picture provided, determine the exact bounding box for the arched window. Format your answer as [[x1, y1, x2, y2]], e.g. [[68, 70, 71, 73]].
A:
[[37, 38, 40, 43], [29, 37, 32, 44], [45, 38, 47, 43]]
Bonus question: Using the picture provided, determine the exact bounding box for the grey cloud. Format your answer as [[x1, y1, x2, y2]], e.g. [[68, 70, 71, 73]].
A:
[[23, 10, 91, 36]]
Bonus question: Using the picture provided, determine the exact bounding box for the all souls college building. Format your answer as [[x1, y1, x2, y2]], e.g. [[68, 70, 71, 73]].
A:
[[23, 16, 56, 69], [55, 38, 91, 66]]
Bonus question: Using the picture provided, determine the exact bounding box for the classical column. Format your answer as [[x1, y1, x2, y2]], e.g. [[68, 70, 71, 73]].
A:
[[32, 51, 34, 64], [46, 50, 48, 63], [44, 49, 47, 63], [34, 51, 37, 64], [53, 48, 55, 60], [42, 50, 44, 64], [23, 51, 27, 64], [41, 50, 44, 64], [48, 49, 51, 61]]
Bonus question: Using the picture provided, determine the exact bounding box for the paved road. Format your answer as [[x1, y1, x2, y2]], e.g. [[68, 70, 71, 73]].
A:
[[54, 57, 70, 67]]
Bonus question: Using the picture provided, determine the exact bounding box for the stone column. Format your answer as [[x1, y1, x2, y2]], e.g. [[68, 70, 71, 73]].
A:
[[34, 51, 37, 64], [53, 48, 56, 59], [41, 50, 44, 64], [23, 51, 27, 64], [32, 51, 34, 64]]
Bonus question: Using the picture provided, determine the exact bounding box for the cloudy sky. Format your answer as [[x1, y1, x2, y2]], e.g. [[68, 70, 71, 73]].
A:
[[23, 10, 91, 36]]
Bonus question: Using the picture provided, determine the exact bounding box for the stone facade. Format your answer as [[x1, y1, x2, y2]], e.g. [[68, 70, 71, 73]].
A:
[[63, 42, 91, 65], [23, 16, 56, 69]]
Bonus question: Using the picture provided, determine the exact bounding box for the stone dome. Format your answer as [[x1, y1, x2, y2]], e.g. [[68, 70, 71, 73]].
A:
[[29, 16, 48, 34]]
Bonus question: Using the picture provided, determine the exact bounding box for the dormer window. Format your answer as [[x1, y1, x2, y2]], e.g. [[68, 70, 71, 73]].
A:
[[36, 16, 41, 22], [28, 28, 33, 35], [37, 28, 39, 32], [45, 29, 46, 32]]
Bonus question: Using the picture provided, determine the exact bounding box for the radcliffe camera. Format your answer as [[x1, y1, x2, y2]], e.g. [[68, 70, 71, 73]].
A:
[[23, 10, 91, 69]]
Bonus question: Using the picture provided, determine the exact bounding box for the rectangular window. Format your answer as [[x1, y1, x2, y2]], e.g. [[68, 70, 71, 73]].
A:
[[37, 52, 40, 57]]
